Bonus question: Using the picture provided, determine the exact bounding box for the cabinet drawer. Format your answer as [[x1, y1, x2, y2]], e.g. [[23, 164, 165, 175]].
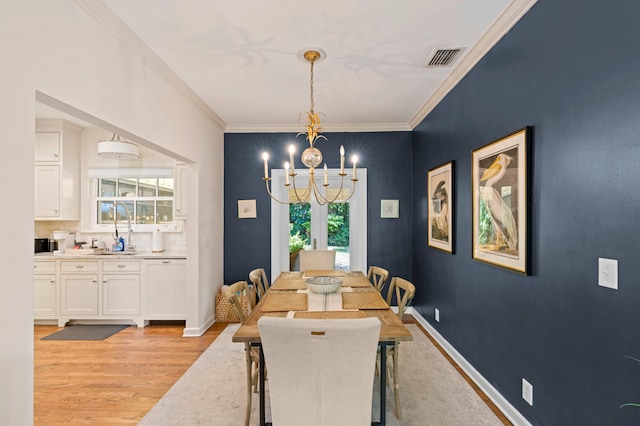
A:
[[34, 261, 56, 273], [60, 261, 99, 273], [102, 261, 141, 273]]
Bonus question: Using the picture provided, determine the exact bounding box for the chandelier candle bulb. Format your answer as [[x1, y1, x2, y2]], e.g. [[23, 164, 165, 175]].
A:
[[340, 145, 345, 175], [284, 162, 290, 185], [324, 163, 328, 185], [262, 152, 269, 179], [352, 155, 358, 179], [289, 144, 296, 174]]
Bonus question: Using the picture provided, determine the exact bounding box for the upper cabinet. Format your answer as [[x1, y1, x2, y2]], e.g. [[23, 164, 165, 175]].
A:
[[34, 120, 82, 220]]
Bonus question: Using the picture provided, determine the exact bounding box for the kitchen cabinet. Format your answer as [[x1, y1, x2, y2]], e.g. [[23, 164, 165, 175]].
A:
[[35, 256, 185, 327], [174, 162, 188, 219], [102, 260, 141, 317], [34, 119, 81, 221], [59, 261, 99, 323], [144, 259, 186, 319], [34, 165, 60, 217], [58, 259, 144, 327], [34, 261, 57, 319]]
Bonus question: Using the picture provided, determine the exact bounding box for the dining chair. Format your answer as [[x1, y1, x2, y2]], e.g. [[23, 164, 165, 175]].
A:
[[257, 316, 381, 426], [380, 276, 415, 420], [298, 249, 336, 271], [248, 267, 270, 300], [367, 265, 390, 293], [222, 281, 260, 426]]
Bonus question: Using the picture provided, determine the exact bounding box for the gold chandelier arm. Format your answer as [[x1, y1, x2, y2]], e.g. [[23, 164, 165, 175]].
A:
[[289, 172, 313, 204], [263, 178, 290, 205]]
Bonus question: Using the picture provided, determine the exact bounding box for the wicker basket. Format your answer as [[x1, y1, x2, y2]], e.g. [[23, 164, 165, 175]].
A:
[[215, 286, 256, 322]]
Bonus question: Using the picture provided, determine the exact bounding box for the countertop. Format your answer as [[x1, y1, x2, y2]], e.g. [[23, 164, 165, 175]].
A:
[[35, 250, 187, 260]]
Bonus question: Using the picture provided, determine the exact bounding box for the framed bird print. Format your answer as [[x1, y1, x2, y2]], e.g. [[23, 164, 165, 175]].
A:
[[428, 161, 454, 253], [472, 127, 530, 274]]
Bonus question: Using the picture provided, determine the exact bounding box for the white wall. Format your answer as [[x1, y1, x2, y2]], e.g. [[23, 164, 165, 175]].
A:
[[0, 1, 224, 424]]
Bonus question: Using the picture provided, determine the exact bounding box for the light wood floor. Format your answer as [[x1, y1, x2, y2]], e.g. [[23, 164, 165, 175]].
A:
[[34, 321, 225, 425], [35, 317, 510, 425]]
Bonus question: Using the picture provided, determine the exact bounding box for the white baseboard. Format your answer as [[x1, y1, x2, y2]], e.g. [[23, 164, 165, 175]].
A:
[[408, 308, 531, 426], [182, 314, 215, 337]]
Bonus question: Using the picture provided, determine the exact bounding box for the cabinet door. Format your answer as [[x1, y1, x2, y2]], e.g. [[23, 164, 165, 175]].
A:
[[60, 274, 98, 316], [35, 132, 61, 162], [34, 274, 57, 318], [103, 274, 141, 316], [174, 163, 188, 218], [34, 165, 60, 217], [146, 260, 186, 318]]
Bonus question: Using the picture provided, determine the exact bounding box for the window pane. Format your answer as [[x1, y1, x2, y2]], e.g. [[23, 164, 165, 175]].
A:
[[328, 203, 350, 271], [157, 201, 173, 223], [136, 201, 155, 224], [138, 178, 157, 197], [97, 201, 114, 224], [158, 178, 174, 197], [99, 178, 116, 197], [113, 201, 134, 223], [118, 178, 137, 197]]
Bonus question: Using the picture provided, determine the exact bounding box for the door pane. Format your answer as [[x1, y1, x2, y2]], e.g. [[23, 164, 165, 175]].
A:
[[328, 203, 350, 271], [289, 203, 311, 271]]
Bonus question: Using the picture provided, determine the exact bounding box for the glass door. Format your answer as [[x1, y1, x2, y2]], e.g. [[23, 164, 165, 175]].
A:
[[271, 168, 367, 277]]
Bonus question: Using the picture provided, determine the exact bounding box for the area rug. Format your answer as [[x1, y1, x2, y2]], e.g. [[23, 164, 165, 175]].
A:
[[140, 323, 503, 425], [41, 324, 129, 341]]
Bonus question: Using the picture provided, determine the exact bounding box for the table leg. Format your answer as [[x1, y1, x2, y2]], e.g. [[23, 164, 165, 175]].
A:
[[379, 343, 387, 426], [258, 343, 266, 426]]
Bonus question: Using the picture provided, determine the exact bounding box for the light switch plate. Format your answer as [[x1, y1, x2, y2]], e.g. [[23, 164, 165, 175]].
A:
[[522, 378, 533, 406], [598, 258, 618, 289], [435, 308, 440, 322]]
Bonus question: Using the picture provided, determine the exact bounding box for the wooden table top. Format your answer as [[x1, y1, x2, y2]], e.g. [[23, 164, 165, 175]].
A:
[[232, 271, 413, 344]]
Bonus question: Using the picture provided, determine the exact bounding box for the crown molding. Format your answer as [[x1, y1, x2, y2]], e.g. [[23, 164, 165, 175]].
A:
[[225, 122, 411, 134], [408, 0, 538, 130], [74, 0, 226, 130]]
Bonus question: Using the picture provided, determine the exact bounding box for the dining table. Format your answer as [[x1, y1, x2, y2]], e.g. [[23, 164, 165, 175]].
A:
[[231, 270, 413, 426]]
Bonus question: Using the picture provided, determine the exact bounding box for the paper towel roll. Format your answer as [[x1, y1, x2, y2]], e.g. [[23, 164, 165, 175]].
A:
[[152, 228, 164, 253]]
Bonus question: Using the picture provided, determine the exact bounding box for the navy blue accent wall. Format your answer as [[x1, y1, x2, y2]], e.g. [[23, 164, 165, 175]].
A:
[[412, 0, 640, 424], [224, 132, 413, 289]]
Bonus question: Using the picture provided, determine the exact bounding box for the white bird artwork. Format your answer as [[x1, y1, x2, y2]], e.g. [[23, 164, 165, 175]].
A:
[[479, 153, 517, 251]]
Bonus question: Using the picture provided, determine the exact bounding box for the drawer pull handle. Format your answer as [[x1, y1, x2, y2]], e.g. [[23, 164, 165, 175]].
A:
[[92, 279, 97, 283], [75, 265, 84, 269], [162, 260, 170, 264], [103, 280, 108, 284], [117, 264, 126, 268], [50, 280, 55, 284]]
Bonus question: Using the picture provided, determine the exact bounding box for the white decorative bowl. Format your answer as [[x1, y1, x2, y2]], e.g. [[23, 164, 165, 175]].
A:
[[305, 276, 343, 294]]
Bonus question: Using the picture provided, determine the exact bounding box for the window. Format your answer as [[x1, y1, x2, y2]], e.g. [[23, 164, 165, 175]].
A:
[[88, 168, 176, 230]]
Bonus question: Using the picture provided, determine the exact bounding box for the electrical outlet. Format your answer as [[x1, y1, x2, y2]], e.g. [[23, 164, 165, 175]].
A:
[[522, 378, 533, 406], [598, 258, 618, 289], [435, 308, 440, 322]]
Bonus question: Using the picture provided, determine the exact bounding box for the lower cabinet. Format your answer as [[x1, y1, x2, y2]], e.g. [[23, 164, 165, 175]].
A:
[[144, 259, 186, 319], [34, 274, 57, 318], [36, 257, 185, 327]]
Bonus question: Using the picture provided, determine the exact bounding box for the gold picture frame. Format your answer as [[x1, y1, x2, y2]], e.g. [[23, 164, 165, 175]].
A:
[[428, 161, 454, 253], [472, 127, 530, 274]]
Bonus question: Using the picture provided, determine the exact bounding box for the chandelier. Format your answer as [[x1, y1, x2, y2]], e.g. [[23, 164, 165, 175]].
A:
[[261, 49, 358, 205]]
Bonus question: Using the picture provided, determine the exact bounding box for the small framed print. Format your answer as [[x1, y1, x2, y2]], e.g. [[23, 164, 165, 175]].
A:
[[238, 199, 257, 219], [381, 199, 399, 218], [428, 161, 454, 253]]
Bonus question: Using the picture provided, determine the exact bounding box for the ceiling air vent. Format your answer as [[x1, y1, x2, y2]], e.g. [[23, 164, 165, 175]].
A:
[[426, 48, 464, 67]]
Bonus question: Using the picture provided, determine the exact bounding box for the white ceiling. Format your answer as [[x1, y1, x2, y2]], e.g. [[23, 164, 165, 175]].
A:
[[39, 0, 537, 132]]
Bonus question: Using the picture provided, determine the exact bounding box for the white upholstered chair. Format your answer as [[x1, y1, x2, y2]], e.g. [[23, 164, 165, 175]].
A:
[[298, 249, 336, 271], [222, 281, 259, 426], [257, 316, 381, 426]]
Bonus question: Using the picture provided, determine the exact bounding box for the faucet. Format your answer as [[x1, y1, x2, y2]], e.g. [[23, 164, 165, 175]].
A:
[[111, 202, 135, 251]]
